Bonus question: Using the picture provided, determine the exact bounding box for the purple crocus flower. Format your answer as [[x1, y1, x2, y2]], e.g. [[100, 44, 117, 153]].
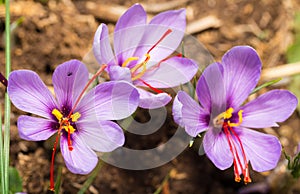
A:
[[173, 46, 297, 183], [93, 4, 198, 109], [8, 60, 139, 190]]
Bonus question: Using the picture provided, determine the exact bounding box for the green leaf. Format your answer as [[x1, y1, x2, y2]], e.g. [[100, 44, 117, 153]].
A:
[[250, 78, 281, 95], [54, 166, 62, 194], [8, 167, 22, 194]]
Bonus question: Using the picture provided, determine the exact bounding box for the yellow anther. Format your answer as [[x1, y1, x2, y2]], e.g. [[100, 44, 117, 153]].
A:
[[71, 112, 81, 122], [228, 110, 243, 127], [224, 107, 234, 119], [52, 109, 63, 121], [63, 125, 75, 134], [122, 57, 139, 67]]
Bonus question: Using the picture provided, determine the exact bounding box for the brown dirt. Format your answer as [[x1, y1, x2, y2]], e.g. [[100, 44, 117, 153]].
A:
[[1, 0, 300, 193]]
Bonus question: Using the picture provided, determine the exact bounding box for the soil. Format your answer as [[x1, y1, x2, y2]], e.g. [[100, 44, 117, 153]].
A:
[[1, 0, 300, 193]]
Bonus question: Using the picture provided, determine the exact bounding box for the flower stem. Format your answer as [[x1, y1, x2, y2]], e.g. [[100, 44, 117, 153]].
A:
[[77, 160, 104, 194], [4, 0, 11, 192], [0, 107, 5, 194]]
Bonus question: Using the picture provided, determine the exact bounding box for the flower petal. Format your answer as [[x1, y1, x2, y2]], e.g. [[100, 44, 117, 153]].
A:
[[77, 120, 125, 152], [108, 65, 132, 82], [93, 23, 115, 66], [176, 91, 209, 137], [93, 81, 139, 120], [114, 4, 147, 65], [17, 115, 56, 141], [60, 133, 98, 174], [241, 90, 297, 128], [8, 70, 57, 119], [203, 128, 233, 170], [222, 46, 262, 108], [196, 62, 226, 115], [134, 56, 198, 88], [236, 127, 281, 172], [172, 94, 184, 127], [52, 60, 89, 109], [132, 9, 186, 63], [137, 88, 171, 109]]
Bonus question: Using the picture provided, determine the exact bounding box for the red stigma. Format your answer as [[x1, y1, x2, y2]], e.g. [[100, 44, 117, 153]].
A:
[[223, 122, 252, 184], [138, 78, 164, 94], [147, 29, 172, 55]]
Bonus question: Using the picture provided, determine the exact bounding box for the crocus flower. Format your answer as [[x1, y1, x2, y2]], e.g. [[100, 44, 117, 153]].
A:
[[93, 3, 198, 109], [173, 46, 297, 183], [8, 60, 139, 190]]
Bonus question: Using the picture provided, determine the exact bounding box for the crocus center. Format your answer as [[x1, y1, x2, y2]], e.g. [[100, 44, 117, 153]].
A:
[[214, 107, 252, 184], [120, 29, 173, 94], [52, 108, 81, 150]]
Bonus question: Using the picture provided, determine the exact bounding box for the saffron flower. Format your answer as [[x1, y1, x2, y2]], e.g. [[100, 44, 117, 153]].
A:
[[173, 46, 297, 183], [8, 60, 139, 190], [93, 3, 198, 109]]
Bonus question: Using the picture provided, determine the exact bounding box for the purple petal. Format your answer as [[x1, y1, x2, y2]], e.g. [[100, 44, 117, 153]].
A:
[[114, 4, 146, 65], [177, 91, 209, 137], [93, 81, 139, 120], [241, 90, 297, 128], [196, 62, 226, 115], [52, 60, 89, 109], [134, 57, 198, 88], [60, 133, 98, 174], [222, 46, 261, 108], [172, 94, 184, 127], [93, 24, 116, 66], [17, 115, 56, 141], [137, 88, 171, 109], [203, 128, 233, 170], [132, 9, 186, 63], [236, 127, 281, 172], [108, 65, 132, 82], [8, 70, 57, 119], [77, 120, 124, 152]]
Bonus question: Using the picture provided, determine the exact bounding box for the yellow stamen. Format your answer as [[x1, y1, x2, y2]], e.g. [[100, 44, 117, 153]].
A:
[[131, 62, 147, 81], [121, 57, 139, 67], [52, 109, 63, 121], [71, 112, 81, 122], [63, 125, 76, 134], [130, 54, 150, 73], [228, 110, 243, 127]]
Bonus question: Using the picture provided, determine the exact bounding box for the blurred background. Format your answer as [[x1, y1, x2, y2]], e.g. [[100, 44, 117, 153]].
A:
[[1, 0, 300, 193]]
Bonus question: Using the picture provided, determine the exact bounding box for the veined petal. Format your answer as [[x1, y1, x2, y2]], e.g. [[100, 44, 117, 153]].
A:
[[8, 70, 57, 119], [93, 24, 115, 66], [149, 8, 186, 32], [137, 88, 171, 109], [52, 60, 89, 109], [60, 133, 98, 174], [177, 91, 209, 137], [77, 120, 125, 152], [196, 62, 226, 115], [203, 128, 233, 170], [236, 127, 281, 172], [114, 4, 146, 65], [17, 116, 56, 141], [222, 46, 261, 108], [108, 65, 132, 82], [241, 90, 297, 128], [93, 81, 139, 120], [134, 57, 198, 88]]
